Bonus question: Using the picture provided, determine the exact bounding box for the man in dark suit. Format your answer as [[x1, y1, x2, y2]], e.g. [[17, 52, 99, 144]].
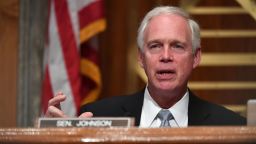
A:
[[46, 6, 246, 127], [80, 90, 245, 126]]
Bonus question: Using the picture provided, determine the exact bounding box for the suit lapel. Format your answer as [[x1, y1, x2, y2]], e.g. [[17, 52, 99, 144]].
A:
[[121, 90, 145, 126], [188, 91, 210, 125]]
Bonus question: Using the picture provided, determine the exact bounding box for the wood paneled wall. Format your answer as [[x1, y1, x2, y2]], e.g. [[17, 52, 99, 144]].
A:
[[0, 0, 19, 127], [188, 0, 256, 115]]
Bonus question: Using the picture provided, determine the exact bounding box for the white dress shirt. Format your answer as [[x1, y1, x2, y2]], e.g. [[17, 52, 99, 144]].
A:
[[139, 87, 189, 128]]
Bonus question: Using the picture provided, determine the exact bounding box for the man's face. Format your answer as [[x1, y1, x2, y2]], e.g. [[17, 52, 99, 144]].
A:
[[138, 14, 201, 95]]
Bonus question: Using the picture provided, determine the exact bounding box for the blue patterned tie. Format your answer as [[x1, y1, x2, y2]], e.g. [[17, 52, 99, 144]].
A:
[[157, 109, 173, 127]]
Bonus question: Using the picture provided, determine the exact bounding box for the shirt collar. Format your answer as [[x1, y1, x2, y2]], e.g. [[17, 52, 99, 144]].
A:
[[169, 89, 189, 127], [140, 87, 161, 127], [140, 86, 189, 127]]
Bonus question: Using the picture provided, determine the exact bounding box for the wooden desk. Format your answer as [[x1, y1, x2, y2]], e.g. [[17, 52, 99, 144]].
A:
[[0, 127, 256, 143]]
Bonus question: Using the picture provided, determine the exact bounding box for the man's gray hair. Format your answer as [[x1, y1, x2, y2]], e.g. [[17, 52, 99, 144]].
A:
[[137, 6, 201, 53]]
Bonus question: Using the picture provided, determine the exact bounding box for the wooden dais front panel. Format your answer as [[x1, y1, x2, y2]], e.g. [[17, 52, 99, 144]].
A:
[[0, 127, 256, 144]]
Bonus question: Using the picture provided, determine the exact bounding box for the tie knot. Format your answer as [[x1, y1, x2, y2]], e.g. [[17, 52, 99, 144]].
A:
[[157, 109, 173, 121], [157, 109, 173, 127]]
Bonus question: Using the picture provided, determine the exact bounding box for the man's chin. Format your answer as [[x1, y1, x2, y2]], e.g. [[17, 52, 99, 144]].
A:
[[148, 81, 177, 92], [156, 84, 176, 92]]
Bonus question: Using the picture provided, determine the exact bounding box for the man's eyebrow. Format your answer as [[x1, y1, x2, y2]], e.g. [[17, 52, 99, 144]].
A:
[[168, 39, 188, 45], [146, 39, 187, 47], [147, 39, 162, 44]]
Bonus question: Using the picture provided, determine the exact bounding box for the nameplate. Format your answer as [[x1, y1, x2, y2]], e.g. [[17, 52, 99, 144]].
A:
[[38, 117, 135, 128]]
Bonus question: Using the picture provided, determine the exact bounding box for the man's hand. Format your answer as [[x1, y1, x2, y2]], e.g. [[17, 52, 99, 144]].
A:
[[45, 92, 94, 118], [45, 92, 67, 117], [79, 112, 93, 118]]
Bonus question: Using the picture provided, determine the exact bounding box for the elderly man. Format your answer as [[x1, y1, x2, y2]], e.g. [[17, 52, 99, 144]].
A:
[[46, 6, 246, 127]]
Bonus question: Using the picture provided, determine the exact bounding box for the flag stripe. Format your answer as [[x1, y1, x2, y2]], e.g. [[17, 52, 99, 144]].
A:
[[54, 0, 81, 113], [48, 0, 76, 116], [79, 0, 105, 29]]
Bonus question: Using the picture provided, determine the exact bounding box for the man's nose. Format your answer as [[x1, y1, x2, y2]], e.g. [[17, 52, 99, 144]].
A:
[[160, 47, 173, 62]]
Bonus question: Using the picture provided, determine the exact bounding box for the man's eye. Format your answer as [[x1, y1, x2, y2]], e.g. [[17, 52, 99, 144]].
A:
[[149, 44, 161, 49], [173, 44, 184, 49]]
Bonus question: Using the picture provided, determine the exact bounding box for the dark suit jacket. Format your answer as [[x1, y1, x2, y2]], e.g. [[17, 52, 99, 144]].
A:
[[80, 90, 246, 126]]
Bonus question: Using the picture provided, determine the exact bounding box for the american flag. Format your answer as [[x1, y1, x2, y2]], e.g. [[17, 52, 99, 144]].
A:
[[42, 0, 106, 116]]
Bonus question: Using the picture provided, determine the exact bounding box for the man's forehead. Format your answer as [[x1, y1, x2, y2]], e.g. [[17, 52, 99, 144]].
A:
[[145, 14, 190, 33], [145, 16, 191, 39]]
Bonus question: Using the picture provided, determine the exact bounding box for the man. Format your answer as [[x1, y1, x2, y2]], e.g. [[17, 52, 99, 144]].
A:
[[46, 6, 246, 127]]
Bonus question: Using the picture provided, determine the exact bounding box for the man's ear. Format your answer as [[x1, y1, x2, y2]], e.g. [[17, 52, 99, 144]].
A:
[[138, 49, 144, 68], [193, 48, 201, 69]]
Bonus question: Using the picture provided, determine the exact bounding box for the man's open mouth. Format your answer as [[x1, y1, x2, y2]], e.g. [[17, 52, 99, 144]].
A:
[[157, 70, 175, 74], [156, 69, 176, 80]]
